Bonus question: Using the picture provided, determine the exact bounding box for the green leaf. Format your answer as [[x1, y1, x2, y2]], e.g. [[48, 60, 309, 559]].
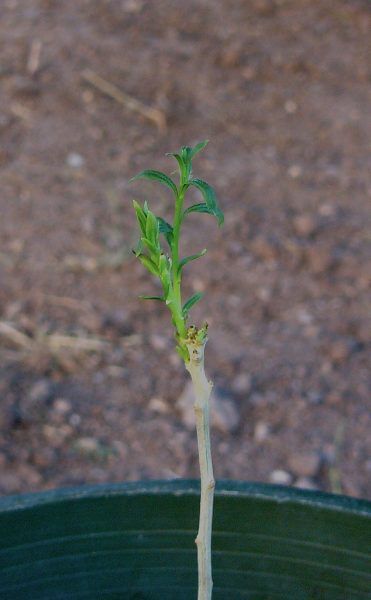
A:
[[132, 237, 143, 257], [179, 146, 194, 180], [157, 217, 174, 245], [158, 253, 169, 274], [145, 211, 159, 247], [182, 292, 203, 317], [161, 277, 171, 299], [180, 146, 192, 163], [183, 203, 213, 217], [177, 249, 207, 274], [132, 200, 146, 235], [167, 142, 208, 185], [130, 170, 178, 196], [189, 179, 224, 226], [138, 295, 165, 302], [141, 236, 159, 256], [190, 178, 216, 210], [214, 206, 224, 226], [189, 140, 209, 159], [166, 152, 185, 172], [157, 218, 172, 235], [167, 142, 208, 182], [137, 255, 159, 276]]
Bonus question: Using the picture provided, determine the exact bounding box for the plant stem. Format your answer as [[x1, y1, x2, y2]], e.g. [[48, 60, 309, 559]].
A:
[[171, 187, 186, 338], [172, 191, 183, 289], [185, 334, 215, 600]]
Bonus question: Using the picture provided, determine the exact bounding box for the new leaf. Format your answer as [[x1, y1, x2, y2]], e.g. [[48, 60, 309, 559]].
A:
[[184, 203, 213, 217], [138, 255, 159, 276], [139, 295, 165, 302], [189, 140, 209, 159], [177, 249, 207, 274], [182, 292, 204, 318], [145, 210, 159, 247], [189, 179, 224, 226], [157, 217, 174, 246], [133, 200, 147, 235], [130, 170, 178, 196]]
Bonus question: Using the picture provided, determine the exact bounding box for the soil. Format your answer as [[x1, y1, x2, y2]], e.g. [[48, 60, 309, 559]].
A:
[[0, 0, 370, 499]]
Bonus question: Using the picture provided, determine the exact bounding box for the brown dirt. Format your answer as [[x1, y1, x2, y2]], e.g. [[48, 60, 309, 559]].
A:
[[0, 0, 370, 499]]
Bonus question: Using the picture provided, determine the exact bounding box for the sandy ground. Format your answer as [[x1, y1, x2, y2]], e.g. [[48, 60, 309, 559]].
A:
[[0, 0, 370, 498]]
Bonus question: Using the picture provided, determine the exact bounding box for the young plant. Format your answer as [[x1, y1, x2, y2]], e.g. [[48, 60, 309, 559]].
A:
[[130, 141, 223, 600]]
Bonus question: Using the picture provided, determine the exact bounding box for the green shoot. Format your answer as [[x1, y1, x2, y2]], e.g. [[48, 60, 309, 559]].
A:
[[130, 140, 224, 362]]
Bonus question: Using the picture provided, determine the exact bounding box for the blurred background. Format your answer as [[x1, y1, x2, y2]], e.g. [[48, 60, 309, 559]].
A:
[[0, 0, 370, 498]]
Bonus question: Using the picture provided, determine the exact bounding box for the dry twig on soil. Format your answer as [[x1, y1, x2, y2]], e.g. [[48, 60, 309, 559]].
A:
[[81, 69, 167, 131], [0, 320, 108, 355], [27, 39, 42, 75]]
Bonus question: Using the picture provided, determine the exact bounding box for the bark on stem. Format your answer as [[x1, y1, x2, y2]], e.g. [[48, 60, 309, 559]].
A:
[[185, 335, 215, 600]]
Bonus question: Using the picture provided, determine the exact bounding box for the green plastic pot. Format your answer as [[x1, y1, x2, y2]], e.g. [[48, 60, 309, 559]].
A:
[[0, 481, 370, 599]]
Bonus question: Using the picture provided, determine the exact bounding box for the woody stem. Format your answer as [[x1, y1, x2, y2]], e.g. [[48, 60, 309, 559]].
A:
[[185, 335, 215, 600]]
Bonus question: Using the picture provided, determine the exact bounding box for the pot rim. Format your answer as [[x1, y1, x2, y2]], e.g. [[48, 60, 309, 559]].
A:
[[0, 480, 370, 516]]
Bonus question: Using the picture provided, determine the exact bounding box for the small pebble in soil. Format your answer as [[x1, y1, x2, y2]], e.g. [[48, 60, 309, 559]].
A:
[[231, 373, 252, 396], [28, 378, 52, 406], [211, 387, 240, 434], [43, 424, 73, 447], [52, 398, 72, 415], [105, 365, 126, 378], [66, 152, 85, 168], [292, 214, 317, 238], [284, 99, 298, 114], [287, 164, 302, 179], [254, 421, 270, 442], [74, 437, 101, 456], [123, 0, 144, 14], [69, 413, 81, 427], [318, 203, 336, 217], [192, 277, 206, 292], [149, 334, 168, 351], [269, 470, 293, 485], [177, 381, 240, 434], [148, 397, 169, 414], [294, 477, 319, 491]]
